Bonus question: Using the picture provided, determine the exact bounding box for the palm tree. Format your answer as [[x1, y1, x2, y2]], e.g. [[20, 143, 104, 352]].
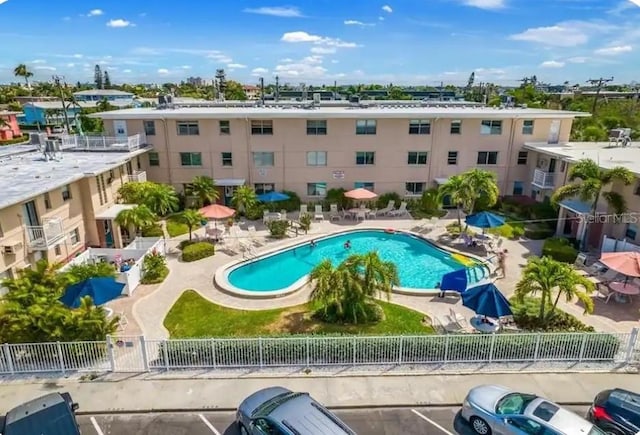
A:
[[515, 256, 595, 322], [438, 175, 473, 226], [13, 64, 33, 90], [178, 209, 205, 241], [143, 183, 179, 216], [552, 159, 634, 249], [115, 205, 157, 236], [349, 252, 399, 301], [190, 175, 219, 207], [464, 169, 499, 215], [231, 185, 257, 215]]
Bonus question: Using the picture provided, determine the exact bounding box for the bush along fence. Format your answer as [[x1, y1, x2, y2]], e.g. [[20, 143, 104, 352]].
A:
[[1, 330, 639, 375]]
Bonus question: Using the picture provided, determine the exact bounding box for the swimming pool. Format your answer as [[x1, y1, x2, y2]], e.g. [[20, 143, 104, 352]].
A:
[[222, 230, 488, 296]]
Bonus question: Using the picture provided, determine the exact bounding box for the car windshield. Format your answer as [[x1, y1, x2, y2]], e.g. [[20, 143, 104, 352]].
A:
[[496, 393, 537, 415], [588, 425, 606, 435], [531, 401, 559, 422]]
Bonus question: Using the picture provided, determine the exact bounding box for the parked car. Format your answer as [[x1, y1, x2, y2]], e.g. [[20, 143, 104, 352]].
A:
[[236, 386, 356, 435], [461, 385, 606, 435], [0, 392, 80, 435], [587, 388, 640, 435]]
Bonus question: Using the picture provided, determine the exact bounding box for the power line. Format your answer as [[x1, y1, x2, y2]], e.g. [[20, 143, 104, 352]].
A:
[[586, 76, 614, 114]]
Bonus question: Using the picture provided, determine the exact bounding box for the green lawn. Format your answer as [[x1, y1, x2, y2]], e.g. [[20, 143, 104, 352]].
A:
[[165, 215, 190, 237], [164, 290, 434, 338]]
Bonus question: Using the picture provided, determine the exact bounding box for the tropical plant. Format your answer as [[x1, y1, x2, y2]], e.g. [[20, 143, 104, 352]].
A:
[[438, 174, 473, 226], [115, 205, 157, 236], [551, 158, 634, 248], [143, 183, 179, 216], [66, 297, 120, 341], [514, 256, 595, 323], [178, 209, 205, 241], [266, 220, 289, 238], [231, 185, 257, 214], [141, 250, 169, 284], [117, 181, 156, 204], [299, 214, 312, 234], [63, 262, 116, 285], [190, 175, 219, 207], [13, 63, 33, 89]]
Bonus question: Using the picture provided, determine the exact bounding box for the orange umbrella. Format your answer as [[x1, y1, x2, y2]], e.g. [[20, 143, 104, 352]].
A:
[[344, 188, 378, 200], [199, 204, 235, 220], [600, 251, 640, 277]]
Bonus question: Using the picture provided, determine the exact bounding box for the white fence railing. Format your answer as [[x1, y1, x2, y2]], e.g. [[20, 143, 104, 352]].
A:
[[25, 218, 66, 249], [1, 329, 638, 375], [602, 235, 640, 254], [532, 169, 555, 189], [60, 133, 145, 152], [126, 170, 147, 183]]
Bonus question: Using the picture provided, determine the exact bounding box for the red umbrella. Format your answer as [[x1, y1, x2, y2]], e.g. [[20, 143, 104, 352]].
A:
[[344, 188, 378, 200], [199, 204, 235, 220], [600, 251, 640, 278]]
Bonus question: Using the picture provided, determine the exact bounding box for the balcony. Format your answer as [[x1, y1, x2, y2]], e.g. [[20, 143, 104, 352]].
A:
[[60, 133, 146, 152], [532, 169, 555, 189], [126, 171, 147, 183], [25, 218, 66, 250]]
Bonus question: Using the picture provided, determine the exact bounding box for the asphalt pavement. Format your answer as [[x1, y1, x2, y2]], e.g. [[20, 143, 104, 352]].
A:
[[77, 406, 590, 435]]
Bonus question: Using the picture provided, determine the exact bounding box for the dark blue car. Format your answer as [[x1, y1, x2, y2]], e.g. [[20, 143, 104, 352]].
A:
[[0, 392, 80, 435], [587, 389, 640, 435]]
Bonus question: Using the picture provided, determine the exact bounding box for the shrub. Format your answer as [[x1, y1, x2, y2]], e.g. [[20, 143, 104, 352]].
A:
[[487, 222, 525, 240], [178, 240, 196, 250], [324, 188, 351, 210], [542, 237, 579, 263], [63, 262, 116, 284], [445, 222, 465, 237], [0, 134, 29, 146], [166, 218, 189, 237], [141, 251, 169, 284], [511, 296, 595, 332], [279, 191, 301, 212], [267, 220, 290, 239], [141, 224, 164, 237], [299, 214, 312, 234], [524, 225, 555, 240], [182, 242, 215, 262], [245, 204, 265, 221], [376, 192, 401, 209]]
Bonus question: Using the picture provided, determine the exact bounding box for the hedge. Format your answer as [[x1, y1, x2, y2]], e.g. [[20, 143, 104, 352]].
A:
[[151, 333, 622, 369], [0, 135, 29, 146], [542, 237, 579, 263], [182, 241, 215, 262]]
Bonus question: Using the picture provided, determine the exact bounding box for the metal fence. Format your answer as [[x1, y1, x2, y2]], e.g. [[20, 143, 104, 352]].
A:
[[1, 330, 638, 375]]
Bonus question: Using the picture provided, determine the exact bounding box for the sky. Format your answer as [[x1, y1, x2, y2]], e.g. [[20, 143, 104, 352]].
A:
[[0, 0, 639, 86]]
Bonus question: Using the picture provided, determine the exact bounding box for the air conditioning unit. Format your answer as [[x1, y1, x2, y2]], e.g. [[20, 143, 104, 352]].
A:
[[3, 242, 23, 255], [537, 158, 547, 168]]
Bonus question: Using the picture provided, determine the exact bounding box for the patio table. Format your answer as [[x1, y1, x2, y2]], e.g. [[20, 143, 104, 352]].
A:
[[470, 315, 500, 333], [608, 281, 640, 303]]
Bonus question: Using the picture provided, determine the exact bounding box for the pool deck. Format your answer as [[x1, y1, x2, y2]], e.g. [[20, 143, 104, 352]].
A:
[[104, 215, 639, 339]]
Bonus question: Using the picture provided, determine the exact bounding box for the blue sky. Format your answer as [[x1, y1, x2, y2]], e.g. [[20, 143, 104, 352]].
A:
[[0, 0, 639, 86]]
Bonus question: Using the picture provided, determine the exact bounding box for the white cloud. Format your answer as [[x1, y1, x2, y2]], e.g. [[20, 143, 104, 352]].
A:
[[31, 59, 46, 64], [540, 60, 565, 68], [311, 46, 336, 54], [157, 68, 170, 75], [594, 45, 633, 55], [567, 56, 588, 63], [227, 63, 247, 68], [460, 0, 505, 10], [280, 31, 358, 48], [331, 59, 339, 64], [88, 9, 103, 16], [122, 69, 132, 73], [106, 19, 133, 28], [509, 21, 613, 46], [0, 0, 10, 4], [243, 6, 302, 17], [34, 66, 56, 71], [382, 5, 393, 13], [274, 56, 328, 78], [251, 67, 269, 77], [66, 63, 75, 68], [181, 65, 191, 69], [378, 16, 384, 21], [344, 19, 374, 27], [73, 54, 83, 58], [207, 53, 233, 64]]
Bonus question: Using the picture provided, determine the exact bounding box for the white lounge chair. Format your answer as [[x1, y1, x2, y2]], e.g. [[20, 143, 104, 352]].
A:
[[376, 200, 395, 216], [262, 209, 270, 224], [329, 204, 341, 221], [450, 308, 469, 329], [367, 208, 377, 219], [389, 202, 409, 217], [299, 204, 308, 218], [355, 209, 366, 221], [597, 283, 614, 304], [247, 225, 263, 246], [314, 204, 324, 221]]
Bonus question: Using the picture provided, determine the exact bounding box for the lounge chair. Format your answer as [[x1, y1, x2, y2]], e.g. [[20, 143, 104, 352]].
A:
[[299, 204, 308, 218], [329, 204, 341, 221], [389, 202, 409, 217], [262, 209, 271, 224], [450, 308, 469, 328], [247, 225, 263, 246], [341, 208, 353, 220], [596, 283, 614, 304], [367, 208, 377, 219], [461, 233, 479, 248], [376, 200, 395, 216], [443, 315, 464, 332], [314, 205, 324, 221]]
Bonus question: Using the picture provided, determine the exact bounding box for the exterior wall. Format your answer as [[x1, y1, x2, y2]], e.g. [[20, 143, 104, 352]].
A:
[[22, 105, 81, 125], [0, 113, 22, 140]]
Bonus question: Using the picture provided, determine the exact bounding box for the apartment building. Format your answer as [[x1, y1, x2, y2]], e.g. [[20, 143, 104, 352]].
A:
[[0, 134, 150, 283], [95, 103, 585, 205]]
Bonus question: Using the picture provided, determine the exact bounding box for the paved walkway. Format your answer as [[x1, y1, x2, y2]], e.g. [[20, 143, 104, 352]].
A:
[[1, 373, 639, 413]]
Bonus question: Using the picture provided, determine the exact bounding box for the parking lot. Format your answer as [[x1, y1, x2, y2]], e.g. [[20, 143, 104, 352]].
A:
[[77, 406, 589, 434]]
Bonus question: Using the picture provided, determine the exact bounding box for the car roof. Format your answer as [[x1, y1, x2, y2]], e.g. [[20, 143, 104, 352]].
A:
[[268, 393, 354, 435], [524, 399, 594, 433], [2, 393, 79, 435]]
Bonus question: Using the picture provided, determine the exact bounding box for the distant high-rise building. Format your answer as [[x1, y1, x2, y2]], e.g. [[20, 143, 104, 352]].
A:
[[186, 76, 204, 86]]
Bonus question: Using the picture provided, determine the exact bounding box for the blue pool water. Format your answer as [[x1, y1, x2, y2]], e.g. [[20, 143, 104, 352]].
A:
[[227, 230, 487, 292]]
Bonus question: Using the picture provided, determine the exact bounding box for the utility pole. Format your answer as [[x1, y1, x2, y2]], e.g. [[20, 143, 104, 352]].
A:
[[275, 75, 280, 101], [52, 75, 72, 134], [586, 76, 614, 115], [259, 77, 265, 104]]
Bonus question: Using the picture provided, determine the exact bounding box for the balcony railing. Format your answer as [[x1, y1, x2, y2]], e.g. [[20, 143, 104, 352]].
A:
[[126, 170, 147, 183], [532, 168, 555, 189], [25, 218, 66, 250], [60, 133, 146, 152]]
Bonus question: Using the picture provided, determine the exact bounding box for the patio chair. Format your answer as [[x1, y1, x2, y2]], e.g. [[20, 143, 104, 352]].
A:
[[443, 315, 464, 332], [355, 209, 366, 221], [314, 205, 324, 221], [449, 308, 469, 328], [329, 204, 341, 221], [341, 208, 353, 220], [262, 209, 270, 225], [598, 269, 620, 283], [430, 316, 447, 334], [596, 283, 614, 304], [299, 204, 308, 217], [389, 202, 409, 217], [247, 225, 263, 246], [461, 233, 479, 248], [367, 208, 377, 219], [376, 200, 395, 216], [574, 252, 588, 268]]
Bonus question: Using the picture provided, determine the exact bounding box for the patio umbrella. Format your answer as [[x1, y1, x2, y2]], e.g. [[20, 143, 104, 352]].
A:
[[257, 191, 290, 211], [344, 188, 378, 200], [60, 277, 125, 309], [199, 204, 236, 230], [600, 251, 640, 278], [465, 211, 505, 229], [461, 283, 512, 318]]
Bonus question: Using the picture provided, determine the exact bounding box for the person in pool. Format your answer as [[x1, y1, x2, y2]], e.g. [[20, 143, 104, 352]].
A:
[[310, 240, 317, 248], [344, 240, 351, 250]]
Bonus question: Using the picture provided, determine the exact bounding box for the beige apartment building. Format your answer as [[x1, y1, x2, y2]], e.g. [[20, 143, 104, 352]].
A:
[[0, 135, 150, 283], [96, 103, 585, 205]]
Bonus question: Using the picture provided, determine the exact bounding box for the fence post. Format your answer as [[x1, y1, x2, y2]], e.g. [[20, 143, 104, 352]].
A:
[[3, 343, 15, 375], [533, 334, 541, 362], [162, 339, 170, 370], [578, 334, 588, 362], [106, 335, 116, 372], [352, 338, 357, 367], [56, 342, 66, 376], [211, 339, 217, 369], [259, 338, 264, 368], [305, 337, 310, 368], [139, 336, 149, 372], [488, 334, 496, 363], [625, 328, 639, 363], [397, 336, 404, 365], [443, 335, 450, 363]]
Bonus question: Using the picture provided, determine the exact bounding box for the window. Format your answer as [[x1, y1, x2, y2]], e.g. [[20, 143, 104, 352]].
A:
[[61, 184, 71, 201], [180, 152, 202, 166], [306, 151, 327, 166], [513, 181, 524, 195], [44, 192, 52, 209], [354, 182, 375, 191], [219, 120, 230, 135], [477, 151, 498, 165], [517, 151, 528, 165], [406, 182, 426, 195], [69, 228, 80, 245], [355, 119, 376, 135], [522, 120, 534, 135], [254, 183, 275, 195], [407, 151, 428, 165], [306, 120, 327, 135], [560, 161, 567, 172], [496, 393, 537, 415], [221, 152, 233, 167], [54, 245, 61, 256], [176, 121, 199, 135], [356, 151, 375, 165], [148, 152, 160, 166], [450, 120, 462, 134], [143, 120, 155, 136], [626, 223, 638, 240], [447, 151, 458, 165], [251, 120, 273, 135], [506, 417, 544, 435], [409, 119, 431, 134], [253, 152, 274, 167], [481, 120, 502, 135], [307, 182, 327, 197]]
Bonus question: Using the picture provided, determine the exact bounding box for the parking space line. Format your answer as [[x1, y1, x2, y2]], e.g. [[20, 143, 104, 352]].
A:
[[411, 409, 454, 435], [89, 417, 105, 435], [198, 414, 222, 435]]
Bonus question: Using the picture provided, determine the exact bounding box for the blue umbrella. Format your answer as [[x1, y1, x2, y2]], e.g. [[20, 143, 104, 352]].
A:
[[60, 277, 125, 308], [462, 283, 512, 318], [465, 211, 505, 229], [257, 191, 290, 203], [441, 269, 468, 293]]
